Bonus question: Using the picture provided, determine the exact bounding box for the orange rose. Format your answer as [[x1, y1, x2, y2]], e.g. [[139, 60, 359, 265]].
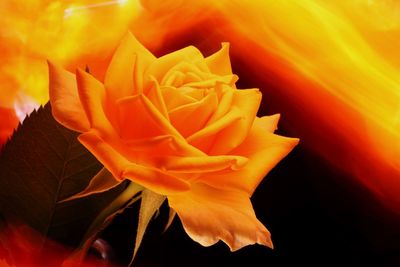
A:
[[48, 32, 298, 251]]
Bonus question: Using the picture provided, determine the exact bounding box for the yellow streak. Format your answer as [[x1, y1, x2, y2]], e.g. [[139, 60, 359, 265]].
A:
[[213, 0, 400, 170], [0, 0, 140, 106]]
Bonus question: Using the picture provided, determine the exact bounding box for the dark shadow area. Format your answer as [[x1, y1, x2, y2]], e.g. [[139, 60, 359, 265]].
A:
[[100, 142, 400, 267]]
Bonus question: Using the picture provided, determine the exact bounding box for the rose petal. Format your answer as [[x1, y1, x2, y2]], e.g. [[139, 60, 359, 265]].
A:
[[207, 83, 235, 124], [169, 91, 218, 137], [123, 165, 190, 195], [121, 135, 204, 158], [146, 46, 204, 83], [160, 61, 209, 87], [105, 32, 155, 100], [47, 61, 90, 132], [161, 86, 197, 111], [160, 70, 186, 87], [146, 77, 169, 119], [208, 88, 262, 155], [184, 74, 238, 89], [168, 182, 273, 251], [186, 107, 243, 153], [117, 94, 182, 140], [183, 72, 203, 84], [198, 116, 299, 195], [205, 43, 233, 76], [177, 87, 207, 100], [78, 130, 190, 195], [156, 155, 248, 173], [257, 114, 281, 133], [76, 68, 116, 137]]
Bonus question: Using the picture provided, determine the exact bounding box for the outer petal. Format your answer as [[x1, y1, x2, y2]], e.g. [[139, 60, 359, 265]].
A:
[[168, 183, 273, 251], [208, 89, 262, 155], [156, 155, 248, 173], [76, 68, 116, 137], [187, 107, 243, 152], [47, 61, 89, 132], [205, 43, 233, 76], [187, 89, 261, 154], [198, 116, 299, 195], [78, 130, 190, 195], [105, 32, 155, 100], [257, 114, 281, 133], [121, 134, 204, 158]]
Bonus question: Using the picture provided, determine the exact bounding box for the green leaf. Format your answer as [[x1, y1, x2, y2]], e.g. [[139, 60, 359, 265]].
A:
[[131, 189, 166, 265], [0, 103, 126, 248]]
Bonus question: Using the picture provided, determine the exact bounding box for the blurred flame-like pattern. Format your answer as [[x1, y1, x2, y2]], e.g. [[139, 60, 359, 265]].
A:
[[134, 0, 400, 213], [0, 0, 140, 108], [221, 0, 400, 210], [0, 0, 400, 215]]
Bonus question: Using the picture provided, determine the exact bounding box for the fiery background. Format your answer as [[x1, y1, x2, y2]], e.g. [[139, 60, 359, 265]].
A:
[[1, 0, 400, 266]]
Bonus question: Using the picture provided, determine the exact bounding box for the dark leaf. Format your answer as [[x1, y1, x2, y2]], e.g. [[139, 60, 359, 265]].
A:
[[0, 103, 127, 248], [132, 189, 165, 265]]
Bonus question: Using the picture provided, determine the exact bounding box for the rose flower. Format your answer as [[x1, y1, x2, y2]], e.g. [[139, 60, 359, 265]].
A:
[[48, 32, 298, 251]]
